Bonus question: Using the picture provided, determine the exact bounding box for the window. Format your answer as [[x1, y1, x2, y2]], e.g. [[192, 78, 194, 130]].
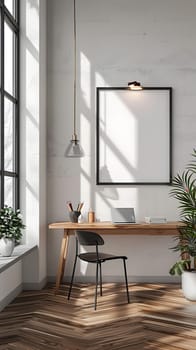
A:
[[0, 0, 19, 209]]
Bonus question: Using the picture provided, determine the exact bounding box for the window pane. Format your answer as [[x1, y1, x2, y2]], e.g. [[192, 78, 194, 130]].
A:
[[1, 1, 19, 209], [0, 95, 1, 170], [4, 0, 16, 19], [0, 13, 1, 86], [4, 21, 15, 96], [4, 97, 15, 172], [4, 176, 14, 207]]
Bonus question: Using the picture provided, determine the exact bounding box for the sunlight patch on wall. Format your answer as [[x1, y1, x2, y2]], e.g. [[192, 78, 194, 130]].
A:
[[80, 113, 91, 211], [26, 0, 39, 51], [81, 113, 91, 156], [80, 166, 91, 217], [79, 52, 92, 209], [95, 72, 106, 87], [26, 50, 39, 122], [80, 52, 91, 109]]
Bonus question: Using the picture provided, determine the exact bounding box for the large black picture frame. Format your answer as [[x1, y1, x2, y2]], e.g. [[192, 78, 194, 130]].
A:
[[96, 87, 172, 185]]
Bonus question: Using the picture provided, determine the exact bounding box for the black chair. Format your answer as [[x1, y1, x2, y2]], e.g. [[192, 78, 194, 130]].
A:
[[68, 230, 130, 310]]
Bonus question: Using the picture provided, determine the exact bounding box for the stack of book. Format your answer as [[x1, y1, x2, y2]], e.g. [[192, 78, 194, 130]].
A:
[[145, 217, 167, 224]]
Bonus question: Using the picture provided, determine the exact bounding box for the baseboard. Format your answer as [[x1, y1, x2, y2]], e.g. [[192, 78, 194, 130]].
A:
[[0, 275, 180, 313], [23, 276, 48, 290], [0, 283, 23, 312], [47, 275, 181, 284]]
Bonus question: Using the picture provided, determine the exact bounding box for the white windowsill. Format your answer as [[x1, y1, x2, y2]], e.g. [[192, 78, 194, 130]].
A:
[[0, 244, 38, 273]]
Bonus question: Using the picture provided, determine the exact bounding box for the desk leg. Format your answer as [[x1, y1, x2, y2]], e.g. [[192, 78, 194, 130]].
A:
[[55, 229, 70, 294]]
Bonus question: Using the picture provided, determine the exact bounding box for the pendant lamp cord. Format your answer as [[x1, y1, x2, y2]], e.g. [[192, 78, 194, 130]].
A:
[[73, 0, 77, 138]]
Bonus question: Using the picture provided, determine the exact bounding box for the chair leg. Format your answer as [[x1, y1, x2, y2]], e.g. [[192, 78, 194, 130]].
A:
[[95, 263, 99, 310], [123, 259, 130, 303], [99, 263, 102, 296], [68, 255, 77, 300]]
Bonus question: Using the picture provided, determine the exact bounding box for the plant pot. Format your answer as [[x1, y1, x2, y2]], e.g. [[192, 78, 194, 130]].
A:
[[182, 270, 196, 301], [0, 238, 15, 257]]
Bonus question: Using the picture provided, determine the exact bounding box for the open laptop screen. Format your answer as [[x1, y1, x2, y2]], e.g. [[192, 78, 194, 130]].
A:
[[111, 208, 136, 224]]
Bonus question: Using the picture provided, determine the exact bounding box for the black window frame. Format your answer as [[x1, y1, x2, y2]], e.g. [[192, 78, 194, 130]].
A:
[[0, 0, 20, 209]]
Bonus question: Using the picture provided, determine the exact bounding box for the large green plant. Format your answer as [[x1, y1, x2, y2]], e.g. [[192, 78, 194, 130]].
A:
[[0, 206, 25, 242], [169, 149, 196, 275]]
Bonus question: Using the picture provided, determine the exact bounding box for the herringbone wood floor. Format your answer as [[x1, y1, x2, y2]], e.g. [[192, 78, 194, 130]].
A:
[[0, 283, 196, 349]]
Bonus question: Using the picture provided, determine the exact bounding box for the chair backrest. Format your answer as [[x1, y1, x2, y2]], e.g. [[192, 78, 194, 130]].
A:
[[75, 230, 104, 246]]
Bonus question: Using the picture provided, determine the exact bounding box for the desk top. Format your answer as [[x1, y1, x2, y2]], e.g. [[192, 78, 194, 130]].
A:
[[48, 221, 182, 235]]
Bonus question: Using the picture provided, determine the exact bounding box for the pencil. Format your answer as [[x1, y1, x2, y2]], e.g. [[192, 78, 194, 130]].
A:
[[66, 201, 73, 212], [78, 202, 84, 212]]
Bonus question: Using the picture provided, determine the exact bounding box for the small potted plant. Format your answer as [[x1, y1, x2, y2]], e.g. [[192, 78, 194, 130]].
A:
[[0, 206, 25, 257], [169, 149, 196, 300]]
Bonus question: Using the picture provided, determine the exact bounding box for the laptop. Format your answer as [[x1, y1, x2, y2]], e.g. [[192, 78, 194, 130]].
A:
[[111, 207, 136, 224]]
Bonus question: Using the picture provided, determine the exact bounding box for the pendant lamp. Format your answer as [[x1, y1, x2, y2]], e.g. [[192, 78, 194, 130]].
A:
[[65, 0, 84, 158]]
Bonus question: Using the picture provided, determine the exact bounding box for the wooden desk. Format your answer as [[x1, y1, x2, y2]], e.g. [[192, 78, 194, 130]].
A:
[[49, 221, 181, 293]]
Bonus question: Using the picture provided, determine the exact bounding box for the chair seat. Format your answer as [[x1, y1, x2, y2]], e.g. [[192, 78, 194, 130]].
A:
[[79, 252, 127, 263]]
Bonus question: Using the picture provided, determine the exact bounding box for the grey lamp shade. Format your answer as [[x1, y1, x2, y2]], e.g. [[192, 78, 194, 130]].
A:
[[65, 138, 84, 158]]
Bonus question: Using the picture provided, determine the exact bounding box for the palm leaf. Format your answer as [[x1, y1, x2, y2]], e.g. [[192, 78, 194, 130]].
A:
[[169, 148, 196, 274], [187, 149, 196, 174], [170, 169, 196, 219], [169, 260, 191, 275]]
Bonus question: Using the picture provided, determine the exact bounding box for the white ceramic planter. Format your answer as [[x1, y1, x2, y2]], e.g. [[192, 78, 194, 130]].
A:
[[0, 238, 15, 257], [182, 270, 196, 301]]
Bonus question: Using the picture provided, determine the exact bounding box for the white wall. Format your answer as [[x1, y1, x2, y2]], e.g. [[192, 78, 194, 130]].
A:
[[47, 0, 196, 282], [0, 263, 22, 311], [20, 0, 47, 287]]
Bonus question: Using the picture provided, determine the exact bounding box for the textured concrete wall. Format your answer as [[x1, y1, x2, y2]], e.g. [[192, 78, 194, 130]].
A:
[[47, 0, 196, 281]]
